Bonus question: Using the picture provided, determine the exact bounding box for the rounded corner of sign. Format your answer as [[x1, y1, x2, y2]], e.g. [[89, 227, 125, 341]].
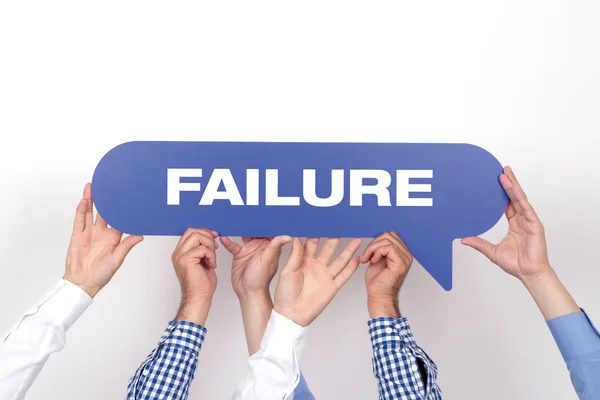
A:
[[462, 142, 497, 156], [94, 141, 143, 171], [110, 140, 144, 152]]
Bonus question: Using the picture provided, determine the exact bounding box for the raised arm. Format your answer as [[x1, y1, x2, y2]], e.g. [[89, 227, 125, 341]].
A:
[[462, 166, 600, 399], [220, 235, 292, 355], [233, 238, 361, 400], [220, 235, 315, 399], [127, 228, 217, 400], [0, 183, 143, 400], [361, 232, 443, 400]]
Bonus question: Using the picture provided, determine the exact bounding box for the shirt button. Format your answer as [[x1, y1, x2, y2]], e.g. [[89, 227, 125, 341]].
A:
[[385, 327, 393, 334], [400, 330, 407, 336], [142, 369, 149, 376], [411, 365, 418, 372], [174, 329, 182, 335]]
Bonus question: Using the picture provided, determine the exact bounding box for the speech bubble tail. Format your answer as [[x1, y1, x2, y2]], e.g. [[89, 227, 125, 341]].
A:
[[414, 240, 454, 291]]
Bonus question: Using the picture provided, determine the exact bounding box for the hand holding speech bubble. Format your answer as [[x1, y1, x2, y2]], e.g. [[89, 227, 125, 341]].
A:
[[92, 141, 508, 290]]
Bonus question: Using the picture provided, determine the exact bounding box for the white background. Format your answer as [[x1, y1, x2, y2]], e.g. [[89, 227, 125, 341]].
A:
[[1, 1, 599, 399]]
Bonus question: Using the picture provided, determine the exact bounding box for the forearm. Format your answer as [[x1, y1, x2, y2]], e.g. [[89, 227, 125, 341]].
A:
[[126, 298, 210, 399], [127, 320, 206, 400], [522, 267, 580, 321], [176, 296, 212, 326], [233, 310, 307, 400], [530, 269, 600, 400], [0, 280, 91, 400], [369, 317, 442, 399], [238, 290, 273, 356], [368, 295, 401, 319]]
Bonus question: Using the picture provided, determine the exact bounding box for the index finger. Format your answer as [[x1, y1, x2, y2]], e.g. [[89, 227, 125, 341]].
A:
[[499, 173, 536, 218], [504, 166, 527, 198], [329, 239, 361, 277], [72, 199, 88, 235], [373, 232, 405, 250], [177, 228, 216, 248], [317, 238, 340, 265], [178, 230, 218, 253], [84, 183, 94, 227], [388, 232, 413, 259]]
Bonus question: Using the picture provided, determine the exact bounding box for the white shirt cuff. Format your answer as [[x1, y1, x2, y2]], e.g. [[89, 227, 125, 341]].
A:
[[34, 279, 93, 330], [233, 311, 308, 400], [260, 310, 307, 356]]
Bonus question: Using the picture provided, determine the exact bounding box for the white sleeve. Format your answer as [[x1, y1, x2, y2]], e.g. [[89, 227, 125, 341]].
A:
[[0, 279, 93, 400], [232, 310, 308, 400]]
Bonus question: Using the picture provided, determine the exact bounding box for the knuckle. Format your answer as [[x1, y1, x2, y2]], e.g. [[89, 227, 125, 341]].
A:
[[382, 232, 394, 240], [536, 223, 545, 233], [337, 254, 349, 264], [190, 231, 202, 239]]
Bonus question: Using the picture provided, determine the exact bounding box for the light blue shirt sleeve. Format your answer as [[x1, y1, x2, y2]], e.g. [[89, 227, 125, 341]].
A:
[[292, 373, 315, 400], [547, 310, 600, 399]]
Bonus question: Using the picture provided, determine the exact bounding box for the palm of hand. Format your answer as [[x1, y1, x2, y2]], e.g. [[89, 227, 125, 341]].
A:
[[66, 226, 122, 292], [276, 257, 337, 326], [231, 239, 278, 293], [493, 214, 549, 279]]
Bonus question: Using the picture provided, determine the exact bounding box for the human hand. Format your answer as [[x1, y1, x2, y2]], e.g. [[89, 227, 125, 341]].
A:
[[64, 183, 144, 298], [461, 166, 551, 284], [220, 236, 292, 299], [360, 232, 413, 319], [221, 235, 292, 354], [273, 238, 361, 327], [172, 228, 219, 325]]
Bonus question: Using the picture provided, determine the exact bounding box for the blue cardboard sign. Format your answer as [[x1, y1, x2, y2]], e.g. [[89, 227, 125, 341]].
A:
[[92, 141, 508, 290]]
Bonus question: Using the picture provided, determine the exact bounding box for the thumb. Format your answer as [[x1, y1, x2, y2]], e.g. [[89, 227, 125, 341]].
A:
[[264, 235, 292, 260], [461, 237, 496, 262], [282, 238, 304, 273], [113, 235, 144, 267]]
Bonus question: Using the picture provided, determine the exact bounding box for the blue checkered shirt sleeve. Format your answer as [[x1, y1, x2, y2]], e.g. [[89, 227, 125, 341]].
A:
[[369, 317, 442, 400], [126, 321, 207, 400]]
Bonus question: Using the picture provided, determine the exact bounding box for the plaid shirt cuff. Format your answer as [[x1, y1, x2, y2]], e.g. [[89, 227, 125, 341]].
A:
[[160, 321, 206, 353], [126, 321, 207, 400], [368, 317, 417, 349], [368, 317, 442, 400]]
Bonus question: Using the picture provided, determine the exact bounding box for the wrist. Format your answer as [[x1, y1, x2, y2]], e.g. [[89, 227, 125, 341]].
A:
[[520, 266, 580, 321], [238, 290, 273, 319], [62, 276, 100, 298], [175, 297, 212, 326], [272, 306, 305, 327], [368, 295, 401, 319], [237, 288, 271, 303], [520, 265, 555, 291]]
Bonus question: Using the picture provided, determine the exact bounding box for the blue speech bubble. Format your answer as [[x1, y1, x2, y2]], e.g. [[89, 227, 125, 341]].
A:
[[92, 141, 507, 290]]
